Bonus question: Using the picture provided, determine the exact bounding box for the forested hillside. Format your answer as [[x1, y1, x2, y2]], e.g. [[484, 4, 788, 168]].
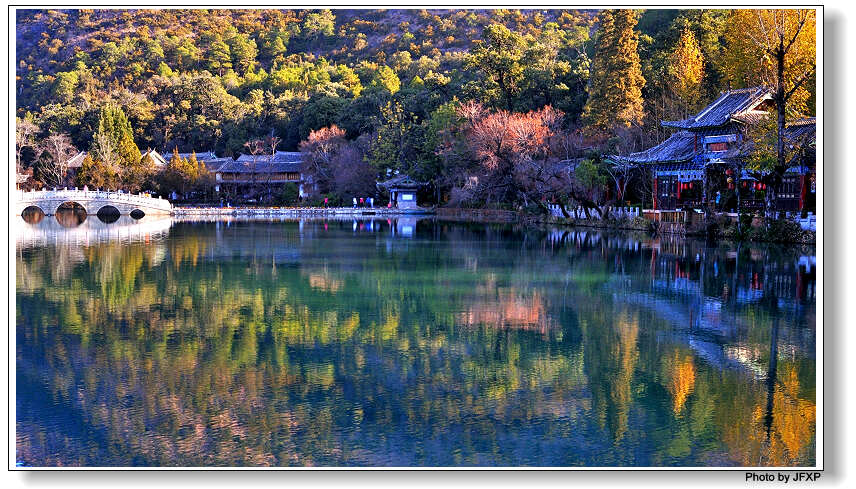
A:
[[15, 8, 816, 207]]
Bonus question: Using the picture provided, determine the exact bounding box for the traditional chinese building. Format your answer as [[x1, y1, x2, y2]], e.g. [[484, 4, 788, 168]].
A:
[[618, 87, 775, 211], [778, 117, 816, 213], [216, 151, 309, 198], [377, 174, 426, 209], [141, 148, 167, 168], [66, 151, 87, 182]]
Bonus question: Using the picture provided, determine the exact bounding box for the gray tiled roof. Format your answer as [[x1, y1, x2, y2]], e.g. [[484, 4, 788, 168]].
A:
[[164, 151, 219, 162], [377, 174, 426, 189], [785, 117, 816, 145], [662, 87, 772, 130], [202, 158, 235, 172], [67, 151, 87, 168], [216, 160, 302, 173], [616, 131, 696, 164], [236, 151, 303, 163]]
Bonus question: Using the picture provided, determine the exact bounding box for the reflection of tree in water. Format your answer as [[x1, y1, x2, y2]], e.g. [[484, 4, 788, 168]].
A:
[[583, 307, 639, 443], [21, 206, 44, 224], [665, 350, 697, 414], [457, 286, 557, 334], [55, 205, 87, 228], [15, 221, 816, 467]]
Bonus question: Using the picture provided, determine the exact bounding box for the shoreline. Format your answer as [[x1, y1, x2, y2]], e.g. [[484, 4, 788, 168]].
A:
[[169, 205, 816, 245], [171, 206, 435, 217]]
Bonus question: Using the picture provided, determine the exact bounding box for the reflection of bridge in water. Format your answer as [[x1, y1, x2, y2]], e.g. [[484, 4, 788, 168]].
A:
[[15, 215, 173, 249], [15, 189, 172, 216]]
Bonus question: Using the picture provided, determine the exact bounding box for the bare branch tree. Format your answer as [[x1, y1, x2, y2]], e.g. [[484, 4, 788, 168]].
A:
[[39, 133, 78, 188], [16, 117, 38, 173], [265, 135, 281, 203], [244, 139, 265, 201]]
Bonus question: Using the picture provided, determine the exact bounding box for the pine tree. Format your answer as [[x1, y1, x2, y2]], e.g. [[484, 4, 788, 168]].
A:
[[94, 103, 141, 168], [583, 9, 646, 133]]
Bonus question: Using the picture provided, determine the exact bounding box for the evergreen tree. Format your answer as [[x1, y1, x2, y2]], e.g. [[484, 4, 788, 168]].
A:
[[94, 103, 141, 167], [467, 23, 525, 110], [583, 9, 646, 133]]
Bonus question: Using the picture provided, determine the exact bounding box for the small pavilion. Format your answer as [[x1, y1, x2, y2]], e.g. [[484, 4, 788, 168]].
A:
[[377, 174, 426, 209]]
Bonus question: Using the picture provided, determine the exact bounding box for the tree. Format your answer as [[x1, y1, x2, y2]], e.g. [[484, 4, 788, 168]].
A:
[[723, 9, 816, 218], [331, 144, 376, 200], [467, 23, 525, 110], [76, 153, 120, 190], [669, 27, 705, 114], [207, 39, 232, 76], [91, 130, 121, 178], [302, 10, 336, 40], [159, 148, 210, 199], [299, 125, 348, 195], [243, 139, 266, 200], [582, 9, 646, 133], [38, 133, 78, 188], [370, 65, 400, 95], [368, 101, 412, 175], [264, 135, 282, 203], [460, 105, 564, 208], [93, 103, 145, 190], [569, 156, 611, 219], [16, 116, 39, 173], [226, 32, 258, 75], [94, 103, 140, 168]]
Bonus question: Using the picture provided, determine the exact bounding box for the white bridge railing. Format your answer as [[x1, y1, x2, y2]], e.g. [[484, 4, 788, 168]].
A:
[[17, 188, 171, 210]]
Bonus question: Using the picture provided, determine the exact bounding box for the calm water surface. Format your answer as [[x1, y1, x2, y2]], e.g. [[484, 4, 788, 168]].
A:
[[15, 213, 816, 467]]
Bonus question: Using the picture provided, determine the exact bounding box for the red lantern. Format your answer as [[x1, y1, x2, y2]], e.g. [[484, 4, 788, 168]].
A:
[[725, 168, 733, 176], [742, 181, 747, 188], [762, 183, 767, 190], [689, 182, 693, 189]]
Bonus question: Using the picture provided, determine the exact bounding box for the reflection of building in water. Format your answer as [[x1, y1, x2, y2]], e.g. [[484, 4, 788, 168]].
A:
[[16, 215, 173, 249], [393, 217, 417, 237], [649, 245, 816, 306], [457, 287, 557, 334]]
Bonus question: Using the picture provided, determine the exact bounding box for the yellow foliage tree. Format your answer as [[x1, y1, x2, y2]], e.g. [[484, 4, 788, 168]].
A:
[[669, 27, 705, 115], [721, 9, 816, 217]]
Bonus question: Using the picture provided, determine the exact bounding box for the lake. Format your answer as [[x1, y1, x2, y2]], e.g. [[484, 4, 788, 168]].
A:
[[15, 213, 817, 467]]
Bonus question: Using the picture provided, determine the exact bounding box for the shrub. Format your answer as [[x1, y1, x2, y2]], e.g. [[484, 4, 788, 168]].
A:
[[276, 183, 300, 206], [751, 218, 805, 243]]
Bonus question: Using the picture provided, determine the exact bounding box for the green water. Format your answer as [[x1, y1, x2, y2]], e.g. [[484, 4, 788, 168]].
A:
[[15, 215, 816, 467]]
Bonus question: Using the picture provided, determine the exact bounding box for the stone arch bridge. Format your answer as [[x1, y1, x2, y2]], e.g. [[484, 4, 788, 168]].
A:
[[15, 189, 173, 216]]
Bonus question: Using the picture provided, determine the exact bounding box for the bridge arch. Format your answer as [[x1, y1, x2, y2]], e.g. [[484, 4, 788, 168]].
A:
[[54, 202, 87, 227], [50, 200, 88, 216], [20, 205, 45, 224], [96, 205, 121, 223], [129, 209, 146, 219]]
